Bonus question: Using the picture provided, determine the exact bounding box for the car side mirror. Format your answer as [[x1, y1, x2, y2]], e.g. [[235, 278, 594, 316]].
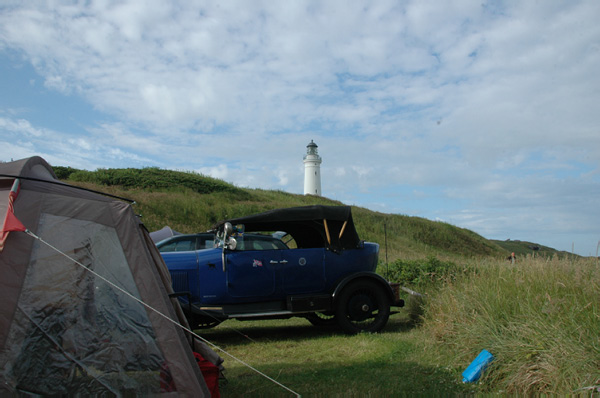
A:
[[222, 222, 237, 250], [221, 222, 237, 271], [223, 222, 233, 237]]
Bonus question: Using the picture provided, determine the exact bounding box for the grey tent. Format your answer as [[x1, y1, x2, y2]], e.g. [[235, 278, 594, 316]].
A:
[[150, 226, 182, 243], [0, 156, 221, 396]]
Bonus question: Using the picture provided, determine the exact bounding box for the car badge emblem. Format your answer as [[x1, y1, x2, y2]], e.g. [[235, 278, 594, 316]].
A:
[[253, 259, 263, 267]]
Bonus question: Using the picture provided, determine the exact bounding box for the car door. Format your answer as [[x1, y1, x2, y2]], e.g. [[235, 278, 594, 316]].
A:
[[225, 247, 277, 299], [281, 248, 326, 294], [195, 248, 228, 304]]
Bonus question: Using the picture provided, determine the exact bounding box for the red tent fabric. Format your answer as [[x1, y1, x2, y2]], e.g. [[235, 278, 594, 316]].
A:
[[0, 180, 26, 252]]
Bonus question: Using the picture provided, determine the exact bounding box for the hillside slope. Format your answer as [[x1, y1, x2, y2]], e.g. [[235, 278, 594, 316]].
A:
[[56, 166, 510, 261], [491, 239, 577, 259]]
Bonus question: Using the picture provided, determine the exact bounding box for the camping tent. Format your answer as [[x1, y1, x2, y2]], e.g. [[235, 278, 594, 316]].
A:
[[0, 156, 220, 396], [150, 226, 182, 243]]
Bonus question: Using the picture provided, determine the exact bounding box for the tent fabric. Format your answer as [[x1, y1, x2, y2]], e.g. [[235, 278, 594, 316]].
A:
[[142, 224, 224, 371], [150, 225, 182, 243], [0, 156, 216, 396], [0, 156, 58, 181], [214, 205, 361, 251]]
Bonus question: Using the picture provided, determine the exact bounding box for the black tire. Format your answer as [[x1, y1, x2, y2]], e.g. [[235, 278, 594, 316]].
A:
[[335, 280, 390, 334], [306, 312, 336, 326]]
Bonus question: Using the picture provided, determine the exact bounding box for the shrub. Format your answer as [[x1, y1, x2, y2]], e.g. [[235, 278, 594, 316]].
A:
[[381, 256, 465, 288], [53, 166, 79, 180], [65, 167, 250, 197]]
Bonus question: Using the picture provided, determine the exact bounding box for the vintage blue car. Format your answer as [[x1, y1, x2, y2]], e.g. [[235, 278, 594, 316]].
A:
[[161, 205, 403, 334]]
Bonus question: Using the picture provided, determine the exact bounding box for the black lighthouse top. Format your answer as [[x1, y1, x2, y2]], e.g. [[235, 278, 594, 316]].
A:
[[306, 140, 318, 155]]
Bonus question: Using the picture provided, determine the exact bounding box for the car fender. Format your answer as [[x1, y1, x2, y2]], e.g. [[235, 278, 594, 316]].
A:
[[331, 271, 397, 305]]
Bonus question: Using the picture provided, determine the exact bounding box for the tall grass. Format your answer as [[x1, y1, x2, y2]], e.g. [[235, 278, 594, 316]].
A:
[[421, 256, 600, 394]]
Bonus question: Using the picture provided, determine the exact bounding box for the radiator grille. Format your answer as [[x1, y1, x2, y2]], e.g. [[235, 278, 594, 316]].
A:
[[170, 271, 189, 293]]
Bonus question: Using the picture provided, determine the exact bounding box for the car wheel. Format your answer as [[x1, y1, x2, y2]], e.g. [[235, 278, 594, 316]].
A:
[[335, 280, 390, 334], [306, 312, 336, 326]]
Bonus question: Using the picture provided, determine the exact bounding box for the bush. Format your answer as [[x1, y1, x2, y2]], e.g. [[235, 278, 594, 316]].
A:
[[382, 256, 465, 288], [53, 166, 79, 180], [65, 167, 250, 197]]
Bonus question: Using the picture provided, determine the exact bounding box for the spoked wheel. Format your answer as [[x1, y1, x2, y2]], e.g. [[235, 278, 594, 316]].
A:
[[306, 311, 336, 327], [335, 280, 390, 334]]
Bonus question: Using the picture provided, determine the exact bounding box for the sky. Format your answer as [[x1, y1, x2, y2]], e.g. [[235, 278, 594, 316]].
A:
[[1, 1, 599, 256]]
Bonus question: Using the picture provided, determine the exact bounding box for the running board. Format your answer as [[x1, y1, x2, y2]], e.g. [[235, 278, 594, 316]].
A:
[[228, 310, 297, 318]]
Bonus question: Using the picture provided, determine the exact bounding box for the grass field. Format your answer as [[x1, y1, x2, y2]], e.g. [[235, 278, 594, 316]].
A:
[[200, 256, 599, 397], [202, 316, 474, 397]]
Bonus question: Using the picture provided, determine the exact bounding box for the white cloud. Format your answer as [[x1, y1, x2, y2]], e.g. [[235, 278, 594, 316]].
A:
[[0, 117, 43, 137], [196, 164, 230, 182], [1, 0, 599, 254]]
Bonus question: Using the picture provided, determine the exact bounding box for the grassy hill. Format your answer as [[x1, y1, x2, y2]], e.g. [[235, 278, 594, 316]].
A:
[[53, 165, 576, 261], [55, 165, 511, 262], [491, 239, 576, 259]]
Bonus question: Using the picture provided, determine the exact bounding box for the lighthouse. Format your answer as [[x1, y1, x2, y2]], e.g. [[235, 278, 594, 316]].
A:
[[303, 140, 322, 196]]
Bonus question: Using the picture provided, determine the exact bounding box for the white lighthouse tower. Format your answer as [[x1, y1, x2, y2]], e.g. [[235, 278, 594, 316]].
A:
[[303, 140, 322, 196]]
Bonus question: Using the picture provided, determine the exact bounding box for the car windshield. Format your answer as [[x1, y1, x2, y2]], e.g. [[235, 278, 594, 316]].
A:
[[158, 232, 288, 252], [234, 234, 289, 251], [157, 234, 215, 252]]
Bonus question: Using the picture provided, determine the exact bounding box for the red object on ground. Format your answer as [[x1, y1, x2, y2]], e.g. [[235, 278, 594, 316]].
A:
[[194, 352, 221, 398], [160, 352, 220, 396]]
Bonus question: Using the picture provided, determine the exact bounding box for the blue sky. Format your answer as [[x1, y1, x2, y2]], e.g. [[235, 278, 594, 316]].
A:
[[1, 1, 599, 256]]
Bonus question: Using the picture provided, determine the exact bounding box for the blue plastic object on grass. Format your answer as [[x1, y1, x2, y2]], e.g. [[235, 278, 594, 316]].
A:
[[462, 349, 494, 383]]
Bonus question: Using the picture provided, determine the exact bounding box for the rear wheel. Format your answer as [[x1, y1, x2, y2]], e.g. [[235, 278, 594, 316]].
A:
[[335, 280, 390, 334]]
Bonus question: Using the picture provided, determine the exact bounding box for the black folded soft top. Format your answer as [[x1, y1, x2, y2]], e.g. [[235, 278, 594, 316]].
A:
[[213, 205, 361, 252]]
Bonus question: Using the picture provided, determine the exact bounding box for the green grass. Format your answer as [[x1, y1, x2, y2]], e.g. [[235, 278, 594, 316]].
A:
[[53, 165, 599, 395], [492, 238, 578, 259], [195, 256, 599, 397], [421, 256, 600, 394], [380, 256, 466, 288], [202, 315, 473, 397], [54, 166, 246, 196]]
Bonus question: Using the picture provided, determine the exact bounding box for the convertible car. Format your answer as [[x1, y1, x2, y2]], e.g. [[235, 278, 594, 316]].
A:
[[161, 205, 404, 334]]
